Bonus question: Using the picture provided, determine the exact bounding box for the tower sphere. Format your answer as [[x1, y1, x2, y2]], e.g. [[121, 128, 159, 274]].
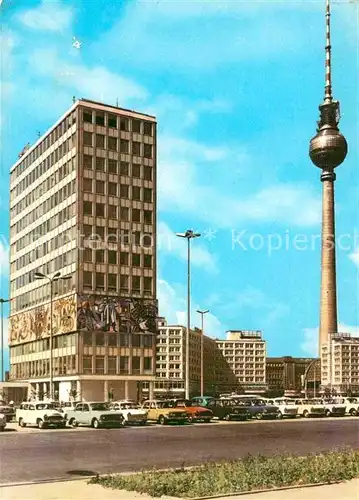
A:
[[309, 126, 348, 170]]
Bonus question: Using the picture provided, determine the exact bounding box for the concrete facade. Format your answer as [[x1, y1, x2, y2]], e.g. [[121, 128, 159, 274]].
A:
[[216, 331, 267, 393], [8, 99, 158, 402], [321, 333, 359, 394], [141, 320, 238, 398], [266, 356, 315, 395]]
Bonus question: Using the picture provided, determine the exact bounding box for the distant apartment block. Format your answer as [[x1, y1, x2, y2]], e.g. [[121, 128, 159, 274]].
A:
[[321, 333, 359, 394], [215, 331, 267, 393], [9, 98, 158, 402], [142, 319, 237, 398]]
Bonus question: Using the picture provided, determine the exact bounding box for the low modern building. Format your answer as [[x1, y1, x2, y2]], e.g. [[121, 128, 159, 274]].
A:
[[8, 98, 158, 402], [321, 333, 359, 394], [142, 320, 237, 399], [266, 356, 315, 396], [215, 330, 267, 393]]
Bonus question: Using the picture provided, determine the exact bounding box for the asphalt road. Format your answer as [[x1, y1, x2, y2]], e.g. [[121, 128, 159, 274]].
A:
[[1, 419, 358, 485]]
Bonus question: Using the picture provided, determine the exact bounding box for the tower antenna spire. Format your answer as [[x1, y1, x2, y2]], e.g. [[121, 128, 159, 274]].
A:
[[324, 0, 333, 103]]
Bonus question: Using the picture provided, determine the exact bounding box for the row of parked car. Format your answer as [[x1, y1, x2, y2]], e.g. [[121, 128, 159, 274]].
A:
[[2, 395, 357, 431]]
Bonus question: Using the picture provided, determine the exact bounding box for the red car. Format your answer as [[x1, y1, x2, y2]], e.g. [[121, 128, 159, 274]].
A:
[[170, 399, 213, 423]]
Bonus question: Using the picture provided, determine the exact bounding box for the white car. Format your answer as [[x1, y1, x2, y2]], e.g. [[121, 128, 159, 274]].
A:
[[294, 399, 326, 418], [316, 399, 346, 417], [266, 398, 298, 419], [110, 400, 148, 425], [16, 402, 66, 429], [334, 397, 359, 416], [0, 412, 6, 431]]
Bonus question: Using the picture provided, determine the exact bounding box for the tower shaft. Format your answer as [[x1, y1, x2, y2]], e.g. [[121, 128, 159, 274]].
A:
[[309, 0, 347, 356], [319, 176, 338, 349]]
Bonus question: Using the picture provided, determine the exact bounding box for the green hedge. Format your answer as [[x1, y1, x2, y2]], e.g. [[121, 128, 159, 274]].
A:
[[90, 449, 359, 498]]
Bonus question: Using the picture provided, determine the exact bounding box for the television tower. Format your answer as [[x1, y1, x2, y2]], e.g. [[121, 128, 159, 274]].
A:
[[309, 0, 348, 352]]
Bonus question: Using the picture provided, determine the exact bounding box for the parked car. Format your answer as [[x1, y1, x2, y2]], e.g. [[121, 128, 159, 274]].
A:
[[334, 397, 359, 416], [0, 403, 16, 422], [169, 399, 213, 422], [66, 402, 124, 429], [142, 400, 189, 425], [294, 399, 326, 418], [207, 399, 250, 421], [16, 402, 66, 429], [317, 399, 346, 417], [233, 398, 279, 420], [0, 411, 6, 431], [191, 396, 215, 407], [58, 402, 77, 416], [110, 400, 148, 425], [266, 398, 298, 419]]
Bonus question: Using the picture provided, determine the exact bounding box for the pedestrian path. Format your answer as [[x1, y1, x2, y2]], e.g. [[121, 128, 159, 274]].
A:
[[0, 479, 358, 500]]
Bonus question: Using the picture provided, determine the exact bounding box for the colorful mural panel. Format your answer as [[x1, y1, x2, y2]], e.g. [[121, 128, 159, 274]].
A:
[[9, 294, 77, 346], [9, 294, 158, 345], [77, 296, 158, 334]]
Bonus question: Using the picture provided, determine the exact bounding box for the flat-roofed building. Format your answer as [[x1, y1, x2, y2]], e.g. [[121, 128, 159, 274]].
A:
[[142, 319, 237, 399], [215, 330, 267, 393], [8, 98, 158, 402], [321, 333, 359, 394]]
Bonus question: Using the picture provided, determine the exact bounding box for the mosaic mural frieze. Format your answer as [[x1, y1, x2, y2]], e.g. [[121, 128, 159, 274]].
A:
[[77, 296, 158, 334], [9, 294, 77, 346]]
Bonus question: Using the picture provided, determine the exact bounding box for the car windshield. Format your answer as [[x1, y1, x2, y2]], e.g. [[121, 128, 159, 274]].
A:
[[157, 401, 174, 409], [173, 400, 194, 407], [90, 403, 110, 411], [121, 403, 138, 409], [35, 403, 56, 410]]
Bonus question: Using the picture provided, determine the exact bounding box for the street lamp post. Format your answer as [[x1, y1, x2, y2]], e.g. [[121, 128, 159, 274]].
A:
[[197, 309, 209, 397], [176, 230, 201, 400], [0, 298, 10, 382], [34, 272, 72, 400]]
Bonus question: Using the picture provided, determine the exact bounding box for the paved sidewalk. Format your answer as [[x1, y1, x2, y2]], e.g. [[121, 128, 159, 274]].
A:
[[0, 479, 358, 500]]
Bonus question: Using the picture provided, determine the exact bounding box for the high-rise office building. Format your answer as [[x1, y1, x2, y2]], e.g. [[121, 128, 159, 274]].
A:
[[9, 98, 158, 402]]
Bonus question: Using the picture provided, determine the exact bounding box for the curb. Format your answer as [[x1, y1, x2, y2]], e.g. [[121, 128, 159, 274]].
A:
[[190, 481, 342, 499], [0, 476, 96, 488]]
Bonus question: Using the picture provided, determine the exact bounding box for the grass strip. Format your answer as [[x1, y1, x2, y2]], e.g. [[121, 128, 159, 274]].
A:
[[89, 448, 359, 498]]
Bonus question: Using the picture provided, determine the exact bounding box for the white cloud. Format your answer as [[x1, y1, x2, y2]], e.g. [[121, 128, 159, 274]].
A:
[[349, 247, 359, 267], [17, 0, 73, 32], [158, 136, 321, 228], [143, 95, 232, 133], [221, 286, 290, 328], [97, 1, 317, 71], [29, 48, 148, 104], [1, 318, 9, 347], [158, 222, 218, 273], [300, 323, 359, 357], [157, 279, 225, 338], [301, 327, 319, 358], [0, 242, 9, 277]]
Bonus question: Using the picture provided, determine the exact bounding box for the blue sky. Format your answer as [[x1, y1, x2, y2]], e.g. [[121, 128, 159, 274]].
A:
[[1, 0, 358, 371]]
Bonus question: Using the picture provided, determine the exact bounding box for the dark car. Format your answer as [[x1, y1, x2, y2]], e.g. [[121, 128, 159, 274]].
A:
[[0, 404, 16, 422], [207, 399, 250, 421], [191, 396, 215, 407], [233, 398, 279, 420]]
